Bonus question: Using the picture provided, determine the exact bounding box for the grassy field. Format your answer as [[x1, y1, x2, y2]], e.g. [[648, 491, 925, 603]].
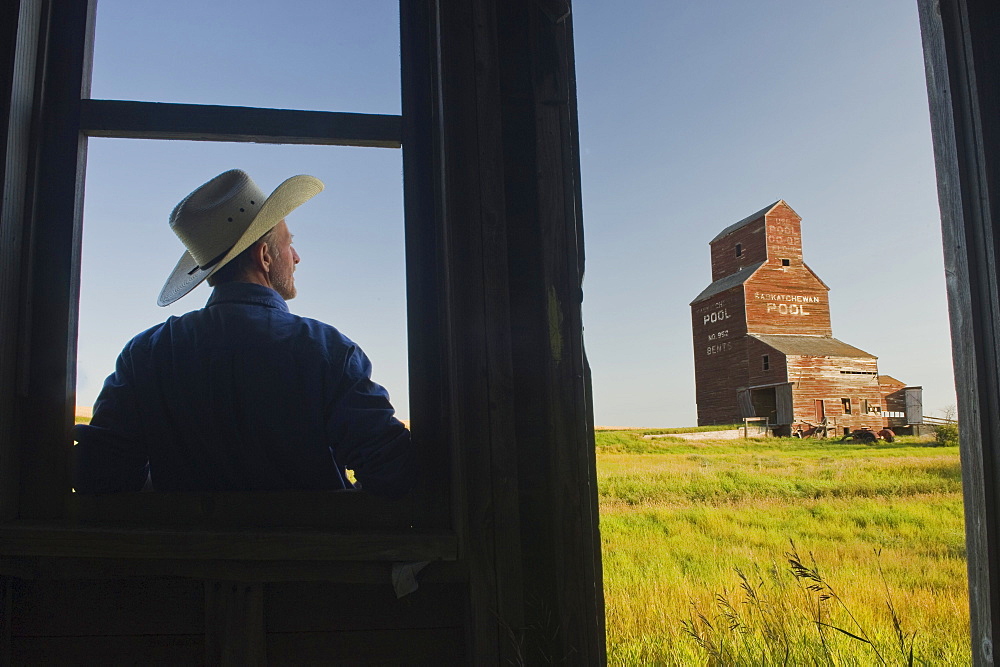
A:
[[597, 431, 969, 665]]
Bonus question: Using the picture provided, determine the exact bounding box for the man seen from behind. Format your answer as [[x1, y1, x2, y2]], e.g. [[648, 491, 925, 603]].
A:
[[73, 169, 413, 497]]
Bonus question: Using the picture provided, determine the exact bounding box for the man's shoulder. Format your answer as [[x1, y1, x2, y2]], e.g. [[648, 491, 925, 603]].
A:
[[123, 302, 359, 363], [125, 317, 176, 346], [114, 312, 192, 358], [211, 300, 359, 356], [285, 312, 358, 350]]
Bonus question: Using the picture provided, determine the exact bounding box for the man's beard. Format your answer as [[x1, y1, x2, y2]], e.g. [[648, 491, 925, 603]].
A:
[[271, 254, 297, 300]]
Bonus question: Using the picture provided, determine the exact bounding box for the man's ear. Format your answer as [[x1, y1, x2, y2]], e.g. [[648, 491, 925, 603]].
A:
[[255, 239, 273, 274]]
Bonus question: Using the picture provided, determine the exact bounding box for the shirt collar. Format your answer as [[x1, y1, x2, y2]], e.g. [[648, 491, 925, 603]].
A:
[[205, 282, 290, 313]]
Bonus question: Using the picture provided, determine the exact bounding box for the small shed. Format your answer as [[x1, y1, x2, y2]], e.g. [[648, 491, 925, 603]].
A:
[[878, 375, 924, 429]]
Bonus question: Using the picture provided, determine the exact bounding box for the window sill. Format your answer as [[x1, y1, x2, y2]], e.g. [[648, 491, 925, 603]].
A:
[[64, 488, 444, 531], [0, 520, 456, 562]]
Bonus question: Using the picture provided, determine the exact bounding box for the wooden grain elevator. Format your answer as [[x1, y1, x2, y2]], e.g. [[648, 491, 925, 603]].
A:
[[690, 200, 921, 436]]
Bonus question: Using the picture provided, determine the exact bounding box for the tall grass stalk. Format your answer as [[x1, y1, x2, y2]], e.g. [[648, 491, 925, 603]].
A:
[[682, 544, 917, 665]]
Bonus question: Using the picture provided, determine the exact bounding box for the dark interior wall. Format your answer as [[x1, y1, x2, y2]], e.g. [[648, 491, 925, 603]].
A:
[[8, 577, 467, 665], [10, 0, 1000, 662], [1, 0, 606, 663]]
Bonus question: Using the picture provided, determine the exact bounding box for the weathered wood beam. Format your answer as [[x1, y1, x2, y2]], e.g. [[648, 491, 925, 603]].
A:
[[918, 0, 1000, 664], [80, 99, 402, 148], [0, 555, 468, 584], [399, 0, 453, 530], [433, 0, 525, 662], [0, 0, 44, 524], [0, 524, 457, 561], [497, 3, 605, 662], [17, 0, 95, 520]]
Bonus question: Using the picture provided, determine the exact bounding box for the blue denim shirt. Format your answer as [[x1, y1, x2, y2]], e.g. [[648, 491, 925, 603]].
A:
[[73, 282, 412, 496]]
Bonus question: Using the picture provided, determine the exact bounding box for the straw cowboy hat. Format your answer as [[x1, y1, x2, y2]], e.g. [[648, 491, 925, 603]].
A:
[[158, 169, 324, 306]]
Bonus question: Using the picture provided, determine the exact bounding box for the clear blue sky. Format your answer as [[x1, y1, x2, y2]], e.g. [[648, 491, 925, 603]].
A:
[[77, 1, 955, 428]]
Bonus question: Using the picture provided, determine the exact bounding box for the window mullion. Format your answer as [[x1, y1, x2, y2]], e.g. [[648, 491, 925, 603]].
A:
[[80, 99, 402, 148]]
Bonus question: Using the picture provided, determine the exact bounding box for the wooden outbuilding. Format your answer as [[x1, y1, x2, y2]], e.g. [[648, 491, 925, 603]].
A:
[[691, 200, 904, 435], [878, 375, 925, 430], [0, 1, 605, 663]]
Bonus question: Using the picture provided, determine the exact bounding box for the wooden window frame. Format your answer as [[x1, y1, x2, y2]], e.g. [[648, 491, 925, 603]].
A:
[[762, 354, 769, 370], [9, 0, 609, 659], [0, 0, 456, 565]]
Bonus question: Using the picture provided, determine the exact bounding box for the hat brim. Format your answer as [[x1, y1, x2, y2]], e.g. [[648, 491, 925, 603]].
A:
[[157, 174, 324, 306]]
